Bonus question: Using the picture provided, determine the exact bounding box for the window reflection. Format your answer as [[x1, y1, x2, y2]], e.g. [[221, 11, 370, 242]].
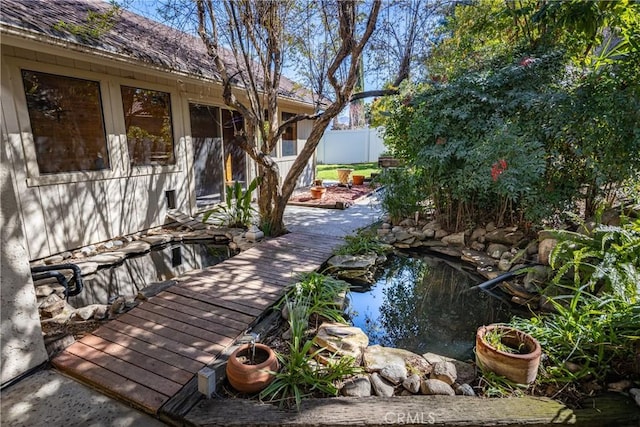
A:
[[22, 70, 109, 174], [121, 86, 175, 166]]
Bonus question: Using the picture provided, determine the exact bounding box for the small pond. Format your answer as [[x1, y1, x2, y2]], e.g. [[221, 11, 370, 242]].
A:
[[69, 241, 233, 308], [347, 253, 515, 361]]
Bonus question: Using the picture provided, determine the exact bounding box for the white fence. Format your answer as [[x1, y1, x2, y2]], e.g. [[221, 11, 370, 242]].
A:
[[317, 127, 386, 164]]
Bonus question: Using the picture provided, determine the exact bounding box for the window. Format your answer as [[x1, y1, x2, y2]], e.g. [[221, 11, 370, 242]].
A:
[[189, 104, 223, 206], [21, 70, 109, 174], [281, 112, 297, 156], [121, 86, 175, 166], [222, 109, 246, 185]]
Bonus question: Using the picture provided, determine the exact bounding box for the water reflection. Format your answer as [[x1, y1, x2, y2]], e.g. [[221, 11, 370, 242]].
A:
[[70, 242, 231, 307], [348, 253, 512, 360]]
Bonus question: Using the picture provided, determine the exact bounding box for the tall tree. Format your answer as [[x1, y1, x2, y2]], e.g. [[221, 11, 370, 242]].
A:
[[195, 0, 380, 236]]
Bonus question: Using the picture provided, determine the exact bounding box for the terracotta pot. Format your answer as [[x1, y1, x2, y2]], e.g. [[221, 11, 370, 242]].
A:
[[352, 175, 365, 185], [476, 324, 541, 384], [226, 343, 278, 393], [310, 186, 326, 199], [336, 168, 353, 184]]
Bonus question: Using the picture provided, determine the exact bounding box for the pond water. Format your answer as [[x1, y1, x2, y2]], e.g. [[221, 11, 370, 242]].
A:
[[347, 253, 514, 361], [69, 241, 233, 308]]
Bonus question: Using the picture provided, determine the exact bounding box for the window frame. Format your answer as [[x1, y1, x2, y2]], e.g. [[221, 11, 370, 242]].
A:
[[118, 81, 183, 175], [9, 59, 120, 187], [280, 111, 298, 158]]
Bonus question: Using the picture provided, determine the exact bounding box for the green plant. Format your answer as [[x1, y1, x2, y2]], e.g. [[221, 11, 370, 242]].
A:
[[511, 289, 640, 384], [203, 177, 261, 228], [477, 369, 529, 398], [334, 231, 387, 256], [260, 296, 360, 410], [548, 218, 640, 301], [377, 167, 428, 223], [53, 1, 121, 41], [284, 273, 349, 324], [482, 327, 525, 355]]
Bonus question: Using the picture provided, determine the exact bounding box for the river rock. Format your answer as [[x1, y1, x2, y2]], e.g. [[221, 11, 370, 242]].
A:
[[39, 293, 66, 318], [430, 361, 457, 385], [420, 379, 455, 396], [327, 254, 378, 270], [364, 345, 420, 372], [470, 241, 486, 252], [73, 304, 108, 320], [523, 265, 552, 292], [43, 255, 64, 265], [441, 231, 465, 246], [370, 372, 395, 397], [538, 238, 558, 265], [422, 352, 476, 385], [380, 363, 408, 385], [394, 231, 413, 242], [382, 223, 391, 229], [486, 222, 496, 232], [485, 229, 524, 245], [470, 227, 486, 242], [454, 383, 476, 396], [405, 355, 433, 376], [399, 218, 416, 227], [402, 374, 421, 394], [85, 251, 126, 266], [313, 323, 369, 361], [423, 228, 436, 238], [119, 241, 151, 255], [461, 249, 497, 268], [630, 388, 640, 407], [434, 229, 450, 240], [341, 376, 372, 397], [487, 243, 509, 259]]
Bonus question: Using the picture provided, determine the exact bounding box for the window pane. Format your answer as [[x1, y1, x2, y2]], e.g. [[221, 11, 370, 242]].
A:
[[121, 86, 174, 166], [189, 104, 223, 206], [222, 109, 246, 186], [22, 70, 109, 174], [281, 112, 297, 156]]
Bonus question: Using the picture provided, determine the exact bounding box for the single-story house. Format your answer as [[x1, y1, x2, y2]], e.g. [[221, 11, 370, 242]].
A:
[[0, 0, 316, 384]]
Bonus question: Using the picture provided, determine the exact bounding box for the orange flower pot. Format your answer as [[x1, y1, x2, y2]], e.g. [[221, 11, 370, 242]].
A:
[[226, 343, 278, 394], [476, 324, 541, 384], [352, 175, 365, 185]]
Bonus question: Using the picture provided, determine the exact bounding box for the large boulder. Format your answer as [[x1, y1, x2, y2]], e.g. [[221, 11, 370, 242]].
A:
[[363, 345, 422, 372], [312, 323, 369, 362], [341, 376, 372, 397], [485, 229, 525, 246]]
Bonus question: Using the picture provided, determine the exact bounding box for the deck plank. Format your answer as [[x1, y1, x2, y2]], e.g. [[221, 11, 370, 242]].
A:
[[79, 334, 194, 384], [52, 351, 168, 413], [92, 326, 205, 373], [50, 232, 341, 416], [64, 341, 183, 396]]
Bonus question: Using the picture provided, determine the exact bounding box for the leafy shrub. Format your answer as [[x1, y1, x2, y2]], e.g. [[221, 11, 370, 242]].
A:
[[334, 231, 387, 256], [510, 218, 640, 384], [548, 218, 640, 301], [261, 294, 360, 409], [203, 177, 260, 228], [377, 167, 429, 223], [284, 273, 349, 324]]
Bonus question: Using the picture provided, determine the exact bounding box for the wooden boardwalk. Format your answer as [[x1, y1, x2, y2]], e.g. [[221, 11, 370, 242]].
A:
[[52, 232, 340, 415]]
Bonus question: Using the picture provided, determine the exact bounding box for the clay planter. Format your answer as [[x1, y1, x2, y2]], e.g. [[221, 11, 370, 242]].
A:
[[310, 186, 326, 199], [352, 175, 365, 185], [336, 168, 353, 184], [476, 324, 541, 384], [226, 343, 278, 393]]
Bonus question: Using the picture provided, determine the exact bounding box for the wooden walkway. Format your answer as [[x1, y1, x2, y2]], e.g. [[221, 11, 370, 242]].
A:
[[52, 232, 340, 415]]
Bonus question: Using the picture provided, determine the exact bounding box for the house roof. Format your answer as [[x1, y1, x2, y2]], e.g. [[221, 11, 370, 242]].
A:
[[0, 0, 314, 107]]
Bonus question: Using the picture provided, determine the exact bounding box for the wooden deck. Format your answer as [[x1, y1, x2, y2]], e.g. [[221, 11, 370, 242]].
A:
[[51, 232, 340, 415]]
